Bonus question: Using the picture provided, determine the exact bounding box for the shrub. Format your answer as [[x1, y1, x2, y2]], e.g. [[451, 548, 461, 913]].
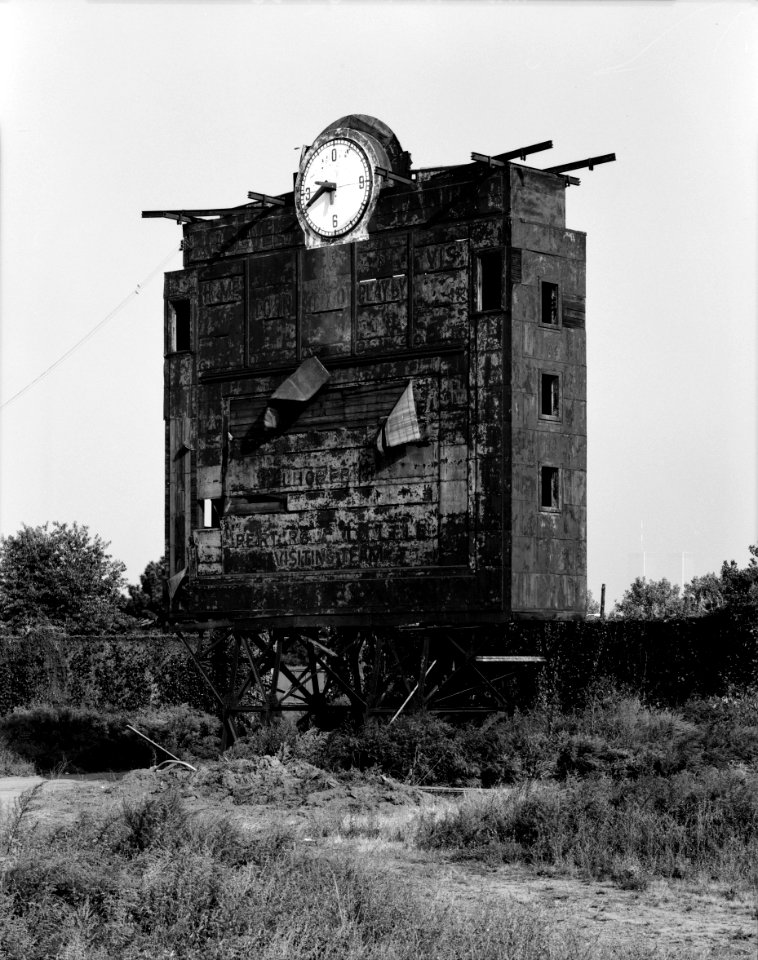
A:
[[0, 705, 146, 772], [0, 703, 221, 773], [0, 741, 36, 776], [128, 704, 222, 762], [224, 717, 303, 761], [314, 715, 477, 785]]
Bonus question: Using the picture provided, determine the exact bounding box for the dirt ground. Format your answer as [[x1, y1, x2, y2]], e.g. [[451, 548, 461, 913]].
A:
[[2, 763, 756, 959]]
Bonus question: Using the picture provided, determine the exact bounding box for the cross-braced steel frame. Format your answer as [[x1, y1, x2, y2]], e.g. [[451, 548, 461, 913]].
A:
[[172, 621, 545, 744]]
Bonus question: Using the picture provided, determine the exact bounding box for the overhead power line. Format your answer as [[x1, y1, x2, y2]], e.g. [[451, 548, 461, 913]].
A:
[[0, 244, 181, 412]]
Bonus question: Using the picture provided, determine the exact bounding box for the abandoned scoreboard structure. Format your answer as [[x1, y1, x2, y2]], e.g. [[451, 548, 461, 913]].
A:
[[144, 116, 614, 728]]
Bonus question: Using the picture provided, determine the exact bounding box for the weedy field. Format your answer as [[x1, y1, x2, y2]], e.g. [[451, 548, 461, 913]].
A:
[[2, 688, 758, 958]]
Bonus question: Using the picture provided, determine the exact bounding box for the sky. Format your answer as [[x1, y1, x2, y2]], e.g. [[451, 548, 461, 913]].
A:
[[0, 0, 755, 607]]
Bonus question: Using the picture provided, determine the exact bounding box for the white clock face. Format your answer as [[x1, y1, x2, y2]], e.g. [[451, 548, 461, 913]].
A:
[[298, 138, 373, 238]]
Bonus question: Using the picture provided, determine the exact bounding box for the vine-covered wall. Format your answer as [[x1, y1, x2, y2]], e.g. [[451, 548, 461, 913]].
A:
[[0, 630, 223, 716]]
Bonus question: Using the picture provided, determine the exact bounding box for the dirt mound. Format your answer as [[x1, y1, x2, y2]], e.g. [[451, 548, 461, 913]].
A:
[[182, 757, 424, 812], [192, 756, 339, 805]]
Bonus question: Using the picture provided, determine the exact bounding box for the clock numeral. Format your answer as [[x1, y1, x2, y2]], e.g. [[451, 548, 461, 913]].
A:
[[332, 214, 338, 229], [305, 187, 311, 201], [358, 175, 365, 190], [331, 148, 337, 161]]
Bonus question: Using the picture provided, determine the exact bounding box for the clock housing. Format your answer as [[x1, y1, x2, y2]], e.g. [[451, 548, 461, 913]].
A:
[[295, 116, 399, 248]]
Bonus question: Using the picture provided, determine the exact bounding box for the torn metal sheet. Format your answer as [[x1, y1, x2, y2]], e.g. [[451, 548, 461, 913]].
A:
[[270, 356, 330, 402], [376, 380, 422, 452]]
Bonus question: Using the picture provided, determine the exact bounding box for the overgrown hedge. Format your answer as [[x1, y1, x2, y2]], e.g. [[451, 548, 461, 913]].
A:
[[0, 703, 222, 773], [531, 612, 758, 706], [0, 628, 225, 717], [1, 613, 756, 722]]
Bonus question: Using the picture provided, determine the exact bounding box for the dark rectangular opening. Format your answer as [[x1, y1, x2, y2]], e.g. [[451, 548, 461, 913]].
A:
[[540, 466, 560, 510], [541, 282, 559, 326], [477, 250, 503, 312], [171, 299, 192, 352], [540, 374, 560, 418], [226, 495, 288, 515]]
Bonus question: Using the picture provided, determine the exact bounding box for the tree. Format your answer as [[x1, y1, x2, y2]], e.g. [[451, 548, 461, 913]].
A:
[[125, 555, 167, 621], [683, 572, 724, 616], [0, 522, 129, 633], [611, 577, 685, 621], [719, 545, 758, 621]]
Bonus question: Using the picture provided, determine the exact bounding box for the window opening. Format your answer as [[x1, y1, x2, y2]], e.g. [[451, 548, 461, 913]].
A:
[[201, 498, 223, 529], [540, 466, 560, 511], [476, 250, 503, 312], [541, 282, 559, 326], [540, 374, 560, 419], [171, 299, 192, 352]]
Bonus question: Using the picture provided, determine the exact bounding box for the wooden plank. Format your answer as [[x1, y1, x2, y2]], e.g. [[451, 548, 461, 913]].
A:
[[562, 295, 585, 328], [475, 656, 545, 663]]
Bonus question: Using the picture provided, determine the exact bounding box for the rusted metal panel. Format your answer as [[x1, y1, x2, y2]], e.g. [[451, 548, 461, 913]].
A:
[[413, 240, 468, 273], [168, 416, 193, 574], [302, 308, 352, 357], [183, 208, 300, 265], [356, 234, 408, 279], [249, 251, 297, 366], [512, 572, 582, 615], [164, 269, 197, 299], [194, 528, 222, 574], [509, 166, 565, 225], [223, 503, 440, 574], [197, 263, 246, 373], [470, 220, 503, 248], [197, 306, 246, 372], [355, 302, 408, 354], [413, 269, 468, 345], [197, 464, 222, 500]]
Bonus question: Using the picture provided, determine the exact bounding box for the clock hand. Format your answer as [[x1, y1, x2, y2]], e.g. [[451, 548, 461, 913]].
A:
[[306, 181, 337, 208]]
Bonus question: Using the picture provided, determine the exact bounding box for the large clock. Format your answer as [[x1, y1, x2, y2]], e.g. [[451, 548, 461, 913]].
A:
[[295, 115, 409, 248], [298, 137, 373, 239]]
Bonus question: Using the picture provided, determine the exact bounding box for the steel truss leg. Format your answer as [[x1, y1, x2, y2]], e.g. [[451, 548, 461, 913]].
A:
[[173, 622, 544, 741]]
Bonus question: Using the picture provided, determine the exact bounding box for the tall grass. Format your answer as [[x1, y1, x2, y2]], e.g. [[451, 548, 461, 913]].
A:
[[415, 768, 758, 889], [0, 789, 670, 959]]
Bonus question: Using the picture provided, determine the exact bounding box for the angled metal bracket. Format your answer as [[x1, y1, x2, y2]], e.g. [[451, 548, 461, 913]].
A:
[[546, 153, 616, 174], [246, 191, 286, 206], [472, 139, 553, 167], [375, 165, 416, 186]]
